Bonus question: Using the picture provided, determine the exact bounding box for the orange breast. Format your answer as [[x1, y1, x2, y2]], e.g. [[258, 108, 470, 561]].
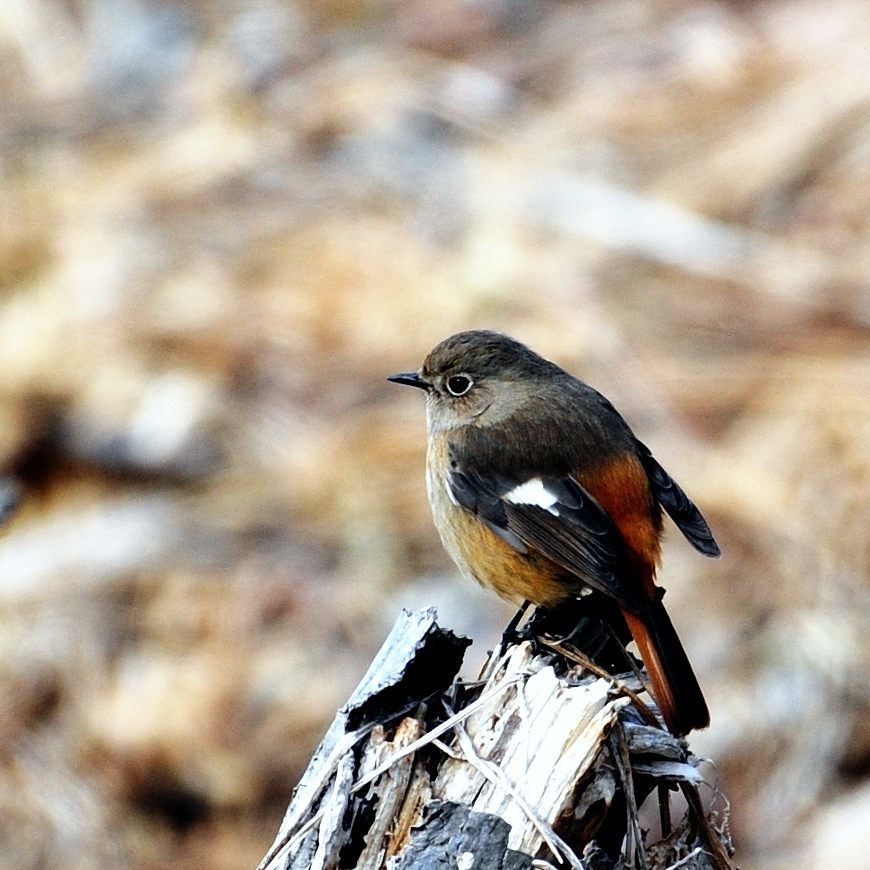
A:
[[426, 434, 576, 607], [438, 500, 577, 607]]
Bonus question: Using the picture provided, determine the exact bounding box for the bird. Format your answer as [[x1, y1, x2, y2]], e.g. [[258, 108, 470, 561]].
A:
[[388, 330, 720, 735]]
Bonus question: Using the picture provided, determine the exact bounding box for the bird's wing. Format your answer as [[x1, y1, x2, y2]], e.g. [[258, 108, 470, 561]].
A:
[[447, 461, 642, 612], [636, 441, 720, 558]]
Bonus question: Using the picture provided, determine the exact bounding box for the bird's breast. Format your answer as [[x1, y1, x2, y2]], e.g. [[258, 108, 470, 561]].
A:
[[425, 436, 578, 607]]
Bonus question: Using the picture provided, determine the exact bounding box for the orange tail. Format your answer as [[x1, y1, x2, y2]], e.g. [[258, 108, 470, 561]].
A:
[[623, 597, 709, 736]]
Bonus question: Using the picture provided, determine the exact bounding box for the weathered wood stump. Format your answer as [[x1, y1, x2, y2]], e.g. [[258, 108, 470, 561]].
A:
[[258, 608, 736, 869]]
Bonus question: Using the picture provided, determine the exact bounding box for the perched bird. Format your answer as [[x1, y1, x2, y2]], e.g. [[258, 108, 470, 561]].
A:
[[388, 330, 720, 735]]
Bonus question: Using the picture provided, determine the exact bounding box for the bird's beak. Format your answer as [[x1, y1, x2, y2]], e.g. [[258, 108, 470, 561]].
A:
[[387, 371, 431, 391]]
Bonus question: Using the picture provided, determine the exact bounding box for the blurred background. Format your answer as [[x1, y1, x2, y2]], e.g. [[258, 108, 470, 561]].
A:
[[0, 0, 868, 867]]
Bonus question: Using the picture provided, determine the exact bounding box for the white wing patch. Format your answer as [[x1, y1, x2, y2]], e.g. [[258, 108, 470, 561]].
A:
[[504, 478, 560, 515], [445, 479, 460, 507]]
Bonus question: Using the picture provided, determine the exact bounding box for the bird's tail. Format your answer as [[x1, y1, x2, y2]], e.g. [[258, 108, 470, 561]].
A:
[[623, 596, 709, 736]]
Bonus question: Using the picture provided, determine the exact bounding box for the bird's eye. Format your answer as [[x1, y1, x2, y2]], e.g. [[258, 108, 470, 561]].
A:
[[446, 374, 473, 397]]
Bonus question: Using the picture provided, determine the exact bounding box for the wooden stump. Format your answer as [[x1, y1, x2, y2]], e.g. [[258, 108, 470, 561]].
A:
[[258, 608, 736, 869]]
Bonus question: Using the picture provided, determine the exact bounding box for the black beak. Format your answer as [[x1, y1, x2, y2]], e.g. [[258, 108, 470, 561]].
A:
[[387, 371, 430, 391]]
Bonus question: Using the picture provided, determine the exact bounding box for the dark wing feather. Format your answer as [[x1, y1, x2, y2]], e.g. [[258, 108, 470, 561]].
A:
[[637, 442, 720, 557], [448, 466, 641, 612], [449, 468, 528, 552]]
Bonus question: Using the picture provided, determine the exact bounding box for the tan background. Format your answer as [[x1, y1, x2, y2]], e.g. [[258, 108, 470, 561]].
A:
[[1, 0, 868, 867]]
